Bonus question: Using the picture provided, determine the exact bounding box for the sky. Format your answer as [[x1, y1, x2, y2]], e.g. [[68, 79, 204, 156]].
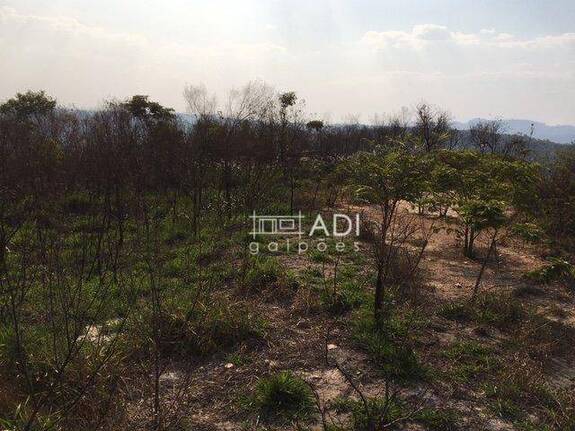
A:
[[1, 0, 574, 124]]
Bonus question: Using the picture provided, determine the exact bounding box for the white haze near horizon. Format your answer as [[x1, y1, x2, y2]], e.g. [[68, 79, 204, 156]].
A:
[[0, 0, 574, 125]]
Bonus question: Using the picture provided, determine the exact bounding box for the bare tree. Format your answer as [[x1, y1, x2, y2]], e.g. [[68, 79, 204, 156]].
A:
[[413, 103, 453, 152], [469, 119, 505, 154]]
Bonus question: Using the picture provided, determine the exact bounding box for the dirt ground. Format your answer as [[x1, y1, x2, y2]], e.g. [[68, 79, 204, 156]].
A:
[[134, 204, 575, 430]]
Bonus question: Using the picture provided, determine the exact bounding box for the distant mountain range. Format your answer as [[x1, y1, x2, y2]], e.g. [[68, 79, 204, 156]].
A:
[[454, 119, 575, 144]]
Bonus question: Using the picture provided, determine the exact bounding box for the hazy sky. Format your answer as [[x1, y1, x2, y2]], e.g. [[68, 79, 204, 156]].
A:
[[1, 0, 574, 124]]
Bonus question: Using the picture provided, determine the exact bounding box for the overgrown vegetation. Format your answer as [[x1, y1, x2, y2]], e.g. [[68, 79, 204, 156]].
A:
[[439, 293, 525, 329], [525, 257, 575, 287], [0, 89, 573, 430], [252, 371, 316, 423]]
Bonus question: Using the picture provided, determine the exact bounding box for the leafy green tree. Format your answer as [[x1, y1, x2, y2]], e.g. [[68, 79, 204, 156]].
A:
[[0, 90, 56, 119], [120, 95, 175, 123], [538, 146, 575, 249], [430, 150, 538, 258], [415, 155, 460, 217], [344, 148, 428, 321], [459, 199, 506, 259]]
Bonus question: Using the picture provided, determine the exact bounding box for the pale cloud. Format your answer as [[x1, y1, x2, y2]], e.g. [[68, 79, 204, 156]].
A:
[[0, 6, 289, 109], [0, 4, 574, 125], [360, 29, 424, 49], [361, 24, 575, 50], [0, 6, 287, 57], [355, 23, 575, 124], [361, 24, 453, 49], [412, 24, 451, 41], [0, 6, 147, 47]]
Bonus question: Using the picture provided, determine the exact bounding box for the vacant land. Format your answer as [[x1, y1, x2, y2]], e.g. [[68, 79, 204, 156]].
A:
[[1, 90, 574, 431], [138, 204, 575, 431]]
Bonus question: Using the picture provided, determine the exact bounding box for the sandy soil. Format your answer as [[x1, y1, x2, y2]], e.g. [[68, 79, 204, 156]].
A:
[[124, 204, 575, 430]]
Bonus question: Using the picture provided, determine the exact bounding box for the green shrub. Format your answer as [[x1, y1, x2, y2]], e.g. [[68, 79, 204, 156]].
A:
[[243, 257, 297, 294], [439, 293, 525, 329], [321, 281, 367, 314], [485, 362, 561, 425], [243, 257, 280, 290], [442, 341, 497, 383], [133, 300, 265, 358], [196, 304, 266, 355], [352, 308, 425, 381], [0, 397, 62, 431], [332, 396, 405, 430], [474, 294, 524, 326], [310, 248, 331, 263], [488, 393, 524, 421], [162, 222, 190, 244], [415, 407, 460, 430], [438, 302, 470, 322], [253, 371, 315, 422], [163, 255, 188, 278], [525, 257, 575, 286], [61, 192, 92, 215], [0, 323, 63, 387], [511, 223, 544, 243]]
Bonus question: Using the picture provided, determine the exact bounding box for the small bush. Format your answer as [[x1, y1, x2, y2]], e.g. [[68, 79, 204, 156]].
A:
[[0, 397, 61, 431], [134, 300, 265, 358], [310, 248, 331, 263], [332, 396, 405, 431], [415, 407, 460, 430], [485, 375, 553, 422], [253, 371, 315, 422], [474, 294, 524, 327], [163, 255, 188, 278], [438, 302, 471, 322], [442, 341, 497, 383], [439, 293, 525, 329], [488, 393, 524, 421], [485, 359, 566, 426], [195, 304, 265, 355], [511, 223, 544, 243], [385, 248, 424, 297], [525, 257, 575, 287], [162, 222, 190, 244], [321, 281, 367, 314], [61, 192, 92, 215], [353, 308, 425, 381], [243, 257, 298, 296], [243, 257, 280, 290]]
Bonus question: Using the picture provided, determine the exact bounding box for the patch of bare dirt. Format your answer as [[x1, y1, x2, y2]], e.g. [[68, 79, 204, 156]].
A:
[[125, 203, 575, 430]]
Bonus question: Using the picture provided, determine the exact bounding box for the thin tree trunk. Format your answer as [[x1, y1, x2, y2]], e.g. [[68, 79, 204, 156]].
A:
[[471, 229, 498, 302], [374, 265, 384, 323]]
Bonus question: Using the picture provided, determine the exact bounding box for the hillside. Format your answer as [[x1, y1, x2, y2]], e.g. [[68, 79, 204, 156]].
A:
[[454, 128, 568, 162], [454, 119, 575, 145], [1, 91, 574, 431], [126, 203, 575, 431]]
